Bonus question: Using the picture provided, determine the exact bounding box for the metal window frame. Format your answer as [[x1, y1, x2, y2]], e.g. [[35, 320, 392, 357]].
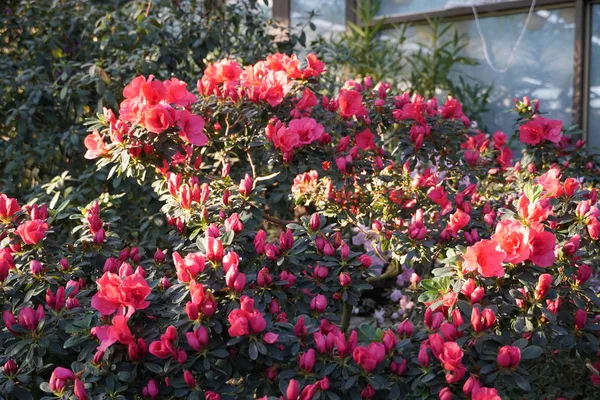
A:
[[273, 0, 597, 136]]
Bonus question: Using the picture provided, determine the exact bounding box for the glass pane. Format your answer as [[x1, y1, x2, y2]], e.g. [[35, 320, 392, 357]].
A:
[[290, 0, 346, 42], [588, 4, 600, 149], [404, 8, 574, 134], [377, 0, 521, 17]]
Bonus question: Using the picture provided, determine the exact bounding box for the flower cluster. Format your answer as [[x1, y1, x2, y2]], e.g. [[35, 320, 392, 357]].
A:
[[2, 54, 600, 400]]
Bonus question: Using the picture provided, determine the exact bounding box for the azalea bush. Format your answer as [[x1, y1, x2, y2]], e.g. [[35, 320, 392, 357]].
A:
[[2, 52, 600, 400]]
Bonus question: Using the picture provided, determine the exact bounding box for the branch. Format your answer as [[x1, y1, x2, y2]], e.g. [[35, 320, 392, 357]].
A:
[[246, 150, 257, 179], [262, 213, 295, 227], [340, 302, 352, 333], [367, 260, 401, 283]]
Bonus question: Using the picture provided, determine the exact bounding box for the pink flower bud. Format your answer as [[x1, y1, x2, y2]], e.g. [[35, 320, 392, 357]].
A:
[[254, 230, 266, 254], [410, 273, 420, 286], [460, 278, 476, 297], [339, 272, 352, 286], [361, 385, 376, 399], [49, 367, 75, 393], [576, 264, 592, 285], [310, 294, 327, 313], [535, 274, 553, 300], [3, 359, 18, 376], [279, 229, 294, 251], [264, 243, 280, 260], [184, 370, 196, 388], [382, 330, 397, 353], [239, 174, 253, 198], [497, 345, 521, 368], [60, 257, 70, 270], [418, 344, 430, 367], [359, 254, 372, 268], [397, 319, 414, 337], [186, 302, 199, 321], [65, 280, 79, 297], [463, 376, 481, 397], [74, 379, 88, 400], [575, 309, 587, 330], [93, 228, 106, 244], [142, 379, 159, 399], [154, 249, 166, 263], [390, 359, 407, 375], [205, 237, 224, 262], [309, 213, 321, 231], [30, 260, 43, 275], [257, 267, 272, 287], [298, 349, 316, 372], [265, 366, 278, 381], [339, 242, 350, 260], [312, 265, 328, 280], [188, 326, 210, 352], [286, 379, 300, 400], [439, 387, 452, 400], [470, 287, 485, 304], [263, 332, 278, 344]]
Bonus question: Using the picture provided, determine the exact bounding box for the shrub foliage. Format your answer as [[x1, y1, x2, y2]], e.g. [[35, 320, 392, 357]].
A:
[[1, 53, 600, 400]]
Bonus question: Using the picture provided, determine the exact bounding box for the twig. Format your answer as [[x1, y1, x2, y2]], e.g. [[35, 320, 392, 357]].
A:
[[262, 213, 295, 227], [255, 171, 280, 183], [144, 0, 152, 17], [247, 151, 257, 179], [340, 302, 352, 333], [367, 260, 401, 283]]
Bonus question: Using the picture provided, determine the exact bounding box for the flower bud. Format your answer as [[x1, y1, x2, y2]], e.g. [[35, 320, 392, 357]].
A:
[[93, 228, 106, 244], [142, 379, 159, 399], [460, 278, 476, 297], [154, 249, 166, 263], [298, 349, 316, 372], [239, 174, 253, 198], [575, 309, 587, 330], [361, 385, 376, 399], [30, 260, 43, 275], [257, 267, 273, 287], [184, 370, 196, 388], [3, 359, 18, 376], [382, 330, 397, 353], [186, 302, 199, 321], [359, 254, 372, 268], [470, 286, 485, 304], [74, 379, 88, 400], [319, 376, 330, 390], [576, 264, 592, 285], [535, 274, 553, 300], [339, 242, 350, 260], [309, 213, 321, 231], [339, 272, 352, 287], [294, 316, 308, 339], [390, 359, 407, 375], [497, 345, 521, 368], [286, 379, 300, 400], [265, 366, 278, 381], [439, 387, 452, 400], [418, 344, 430, 367], [396, 319, 414, 338], [463, 376, 481, 397], [60, 257, 70, 270], [310, 294, 327, 313]]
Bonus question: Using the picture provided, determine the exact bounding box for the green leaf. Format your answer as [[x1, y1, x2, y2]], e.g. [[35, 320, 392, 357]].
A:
[[249, 341, 258, 360], [520, 345, 543, 360], [514, 374, 531, 391]]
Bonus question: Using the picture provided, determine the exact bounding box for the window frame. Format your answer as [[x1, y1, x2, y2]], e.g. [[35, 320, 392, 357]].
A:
[[273, 0, 598, 138]]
